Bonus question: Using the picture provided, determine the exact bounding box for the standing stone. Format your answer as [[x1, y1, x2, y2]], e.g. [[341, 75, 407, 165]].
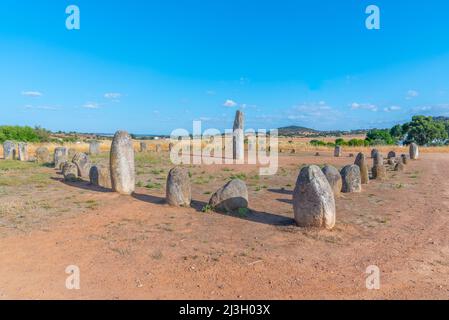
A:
[[36, 147, 50, 164], [155, 144, 162, 153], [373, 153, 384, 167], [110, 131, 135, 195], [140, 142, 147, 153], [372, 164, 387, 180], [387, 158, 395, 166], [371, 149, 379, 159], [293, 165, 336, 229], [62, 162, 78, 182], [169, 143, 174, 152], [89, 165, 112, 189], [89, 141, 101, 155], [233, 111, 244, 161], [3, 141, 16, 160], [54, 147, 68, 169], [401, 154, 408, 165], [72, 152, 92, 178], [315, 152, 320, 157], [209, 179, 248, 212], [388, 151, 396, 159], [17, 142, 28, 162], [322, 165, 342, 197], [354, 153, 369, 184], [394, 162, 405, 172], [340, 165, 362, 193], [166, 167, 191, 207], [334, 145, 342, 157], [410, 143, 419, 160]]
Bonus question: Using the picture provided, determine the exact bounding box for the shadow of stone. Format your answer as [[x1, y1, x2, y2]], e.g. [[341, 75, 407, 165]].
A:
[[132, 192, 166, 205], [51, 177, 112, 193], [277, 198, 293, 205], [268, 188, 293, 195]]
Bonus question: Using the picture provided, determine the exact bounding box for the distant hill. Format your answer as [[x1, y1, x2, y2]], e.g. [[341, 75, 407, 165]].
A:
[[277, 125, 367, 137], [277, 126, 319, 136]]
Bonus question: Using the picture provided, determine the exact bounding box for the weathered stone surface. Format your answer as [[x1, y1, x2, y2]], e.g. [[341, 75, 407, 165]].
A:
[[54, 147, 68, 169], [388, 151, 396, 159], [340, 165, 362, 193], [140, 142, 147, 152], [89, 165, 112, 189], [322, 165, 342, 197], [373, 153, 384, 167], [36, 147, 50, 164], [233, 111, 244, 161], [68, 148, 77, 161], [387, 158, 395, 166], [72, 152, 92, 178], [394, 162, 405, 172], [209, 179, 248, 212], [334, 146, 342, 157], [354, 153, 369, 184], [17, 142, 28, 162], [169, 143, 174, 152], [401, 154, 408, 165], [410, 143, 419, 160], [349, 153, 355, 158], [315, 152, 320, 157], [371, 149, 379, 159], [3, 141, 16, 160], [59, 161, 68, 171], [110, 131, 135, 195], [62, 162, 78, 182], [293, 165, 336, 229], [155, 144, 162, 153], [89, 141, 101, 155], [372, 165, 387, 180], [166, 167, 191, 207]]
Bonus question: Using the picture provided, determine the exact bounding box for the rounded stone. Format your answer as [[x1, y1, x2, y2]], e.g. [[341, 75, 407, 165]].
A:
[[372, 165, 387, 180], [62, 162, 78, 182], [140, 142, 148, 152], [110, 131, 135, 195], [89, 165, 112, 189], [401, 154, 408, 165], [17, 142, 28, 162], [36, 147, 51, 164], [209, 179, 248, 212], [54, 147, 68, 169], [68, 148, 77, 161], [388, 151, 396, 159], [3, 141, 16, 160], [322, 165, 342, 197], [293, 165, 336, 230], [334, 145, 342, 157], [340, 165, 362, 193], [394, 162, 405, 172], [72, 152, 92, 178], [371, 149, 379, 159], [410, 143, 419, 160], [89, 141, 101, 155], [373, 153, 384, 167], [354, 153, 369, 184], [166, 167, 191, 207]]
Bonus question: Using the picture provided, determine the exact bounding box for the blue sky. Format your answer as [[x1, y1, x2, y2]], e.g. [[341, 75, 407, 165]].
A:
[[1, 0, 449, 134]]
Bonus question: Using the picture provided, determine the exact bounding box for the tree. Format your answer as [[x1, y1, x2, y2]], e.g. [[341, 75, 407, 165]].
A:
[[404, 116, 448, 146], [365, 129, 395, 145], [390, 124, 403, 139]]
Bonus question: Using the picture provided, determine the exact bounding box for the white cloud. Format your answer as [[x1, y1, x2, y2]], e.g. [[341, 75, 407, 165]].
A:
[[21, 91, 43, 97], [25, 105, 59, 110], [350, 102, 378, 112], [206, 90, 216, 95], [384, 105, 401, 112], [83, 102, 100, 109], [223, 99, 237, 107], [104, 92, 122, 101], [406, 90, 419, 100]]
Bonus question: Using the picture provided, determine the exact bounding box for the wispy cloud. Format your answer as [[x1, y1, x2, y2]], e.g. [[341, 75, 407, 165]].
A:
[[21, 91, 43, 97], [223, 99, 237, 107], [384, 105, 401, 112], [25, 104, 59, 110], [406, 90, 419, 100], [350, 102, 378, 112], [104, 92, 122, 102], [83, 102, 100, 109]]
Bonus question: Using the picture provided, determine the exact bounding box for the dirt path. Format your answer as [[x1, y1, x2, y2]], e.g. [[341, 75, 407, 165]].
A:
[[1, 153, 449, 299]]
